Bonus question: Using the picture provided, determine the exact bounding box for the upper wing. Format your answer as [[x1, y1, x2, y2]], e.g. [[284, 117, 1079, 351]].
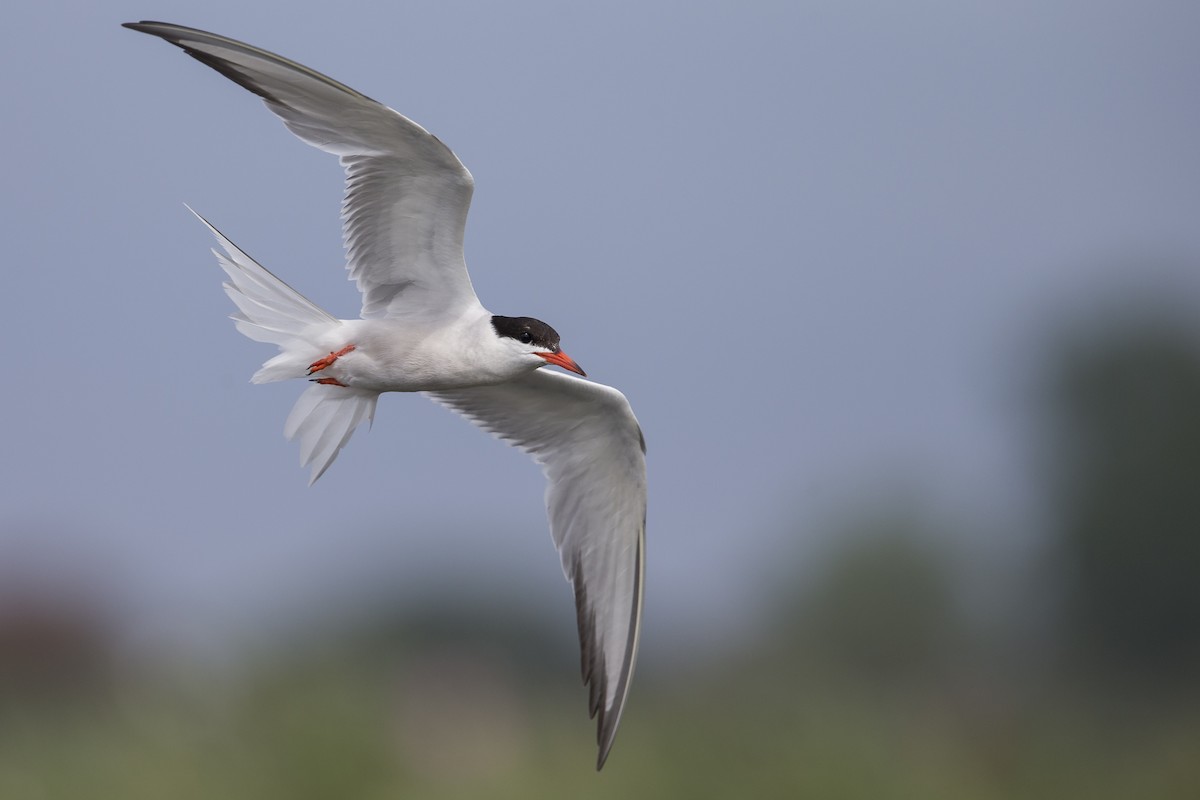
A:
[[125, 21, 479, 320], [427, 370, 647, 769]]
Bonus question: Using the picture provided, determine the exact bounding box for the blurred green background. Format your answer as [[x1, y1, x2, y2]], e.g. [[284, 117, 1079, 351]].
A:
[[2, 303, 1198, 798]]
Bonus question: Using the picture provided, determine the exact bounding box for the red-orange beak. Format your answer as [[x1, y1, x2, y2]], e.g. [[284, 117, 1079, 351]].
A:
[[536, 350, 587, 376]]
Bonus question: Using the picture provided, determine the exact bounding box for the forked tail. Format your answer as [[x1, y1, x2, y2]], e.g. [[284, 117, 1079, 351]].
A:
[[190, 207, 378, 483]]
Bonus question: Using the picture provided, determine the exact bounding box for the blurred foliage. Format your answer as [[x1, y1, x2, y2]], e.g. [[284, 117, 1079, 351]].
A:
[[785, 513, 963, 685], [0, 617, 1197, 799], [1047, 317, 1200, 681]]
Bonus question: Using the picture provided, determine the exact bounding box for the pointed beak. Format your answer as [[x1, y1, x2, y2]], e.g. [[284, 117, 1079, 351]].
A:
[[536, 350, 587, 377]]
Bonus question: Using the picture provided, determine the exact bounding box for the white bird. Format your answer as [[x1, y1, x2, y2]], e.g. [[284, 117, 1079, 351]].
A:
[[124, 21, 646, 769]]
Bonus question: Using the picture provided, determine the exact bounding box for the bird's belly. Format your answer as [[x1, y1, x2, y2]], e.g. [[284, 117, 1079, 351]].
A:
[[324, 322, 522, 393], [344, 355, 510, 393]]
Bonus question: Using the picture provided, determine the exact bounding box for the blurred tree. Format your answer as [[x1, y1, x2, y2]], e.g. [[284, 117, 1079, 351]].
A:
[[788, 512, 962, 686], [1047, 316, 1200, 681], [0, 586, 114, 707]]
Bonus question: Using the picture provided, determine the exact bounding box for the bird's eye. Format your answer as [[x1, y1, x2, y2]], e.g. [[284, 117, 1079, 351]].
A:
[[519, 331, 533, 344]]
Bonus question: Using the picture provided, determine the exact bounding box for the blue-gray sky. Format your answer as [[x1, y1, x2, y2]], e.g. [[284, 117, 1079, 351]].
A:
[[4, 1, 1200, 664]]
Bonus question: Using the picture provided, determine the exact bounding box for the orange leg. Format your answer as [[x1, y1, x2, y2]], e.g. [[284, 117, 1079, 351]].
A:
[[310, 376, 347, 387], [307, 344, 356, 375]]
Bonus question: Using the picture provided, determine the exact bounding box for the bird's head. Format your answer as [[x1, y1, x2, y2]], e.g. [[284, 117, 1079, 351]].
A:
[[491, 315, 586, 376]]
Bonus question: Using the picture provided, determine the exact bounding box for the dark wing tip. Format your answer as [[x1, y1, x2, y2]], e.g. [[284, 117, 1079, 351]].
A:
[[595, 713, 619, 770], [121, 21, 284, 105], [122, 20, 378, 105], [573, 526, 645, 771], [122, 21, 186, 37]]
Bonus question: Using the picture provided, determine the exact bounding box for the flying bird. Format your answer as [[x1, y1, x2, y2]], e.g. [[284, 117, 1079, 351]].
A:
[[124, 21, 646, 769]]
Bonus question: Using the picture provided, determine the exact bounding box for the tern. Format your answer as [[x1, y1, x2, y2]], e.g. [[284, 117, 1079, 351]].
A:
[[124, 21, 646, 769]]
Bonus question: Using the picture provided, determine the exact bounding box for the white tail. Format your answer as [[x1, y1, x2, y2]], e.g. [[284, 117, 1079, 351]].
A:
[[190, 207, 378, 483], [284, 383, 378, 484]]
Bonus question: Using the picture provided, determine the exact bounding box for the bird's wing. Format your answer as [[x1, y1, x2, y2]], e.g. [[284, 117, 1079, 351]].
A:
[[426, 369, 647, 769], [125, 21, 479, 320]]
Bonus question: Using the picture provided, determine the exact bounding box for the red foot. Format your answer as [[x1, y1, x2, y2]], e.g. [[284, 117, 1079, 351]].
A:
[[307, 344, 356, 375], [311, 377, 347, 387]]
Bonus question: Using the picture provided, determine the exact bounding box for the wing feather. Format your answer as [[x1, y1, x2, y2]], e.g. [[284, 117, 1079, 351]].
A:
[[124, 21, 479, 320], [427, 370, 646, 769]]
